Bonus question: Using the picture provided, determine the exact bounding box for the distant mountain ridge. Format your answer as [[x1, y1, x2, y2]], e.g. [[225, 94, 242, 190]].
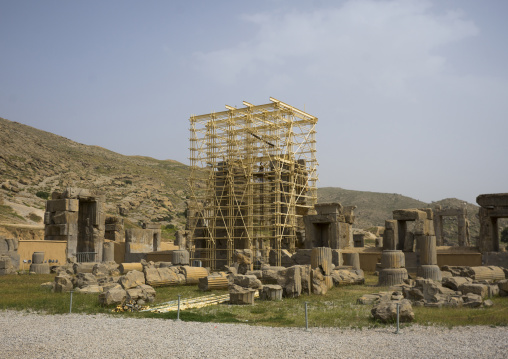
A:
[[0, 117, 480, 243]]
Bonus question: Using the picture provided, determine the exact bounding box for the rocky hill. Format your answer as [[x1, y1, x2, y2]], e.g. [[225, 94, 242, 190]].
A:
[[0, 117, 484, 244], [0, 117, 190, 236]]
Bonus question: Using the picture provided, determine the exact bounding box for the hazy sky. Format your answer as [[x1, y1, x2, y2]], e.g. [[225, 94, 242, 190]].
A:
[[1, 0, 507, 204]]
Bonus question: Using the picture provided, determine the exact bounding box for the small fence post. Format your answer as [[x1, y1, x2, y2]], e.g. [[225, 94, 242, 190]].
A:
[[304, 302, 310, 332], [177, 295, 181, 321], [394, 302, 400, 334], [69, 290, 74, 314]]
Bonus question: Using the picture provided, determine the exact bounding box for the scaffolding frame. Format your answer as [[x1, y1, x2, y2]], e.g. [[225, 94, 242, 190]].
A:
[[188, 98, 318, 269]]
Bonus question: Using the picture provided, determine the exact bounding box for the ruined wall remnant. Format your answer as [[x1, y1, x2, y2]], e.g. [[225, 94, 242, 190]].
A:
[[0, 236, 20, 274], [105, 216, 124, 242], [433, 205, 469, 246], [477, 193, 508, 252], [390, 208, 435, 252], [303, 203, 355, 250], [44, 188, 105, 261], [124, 224, 161, 262]]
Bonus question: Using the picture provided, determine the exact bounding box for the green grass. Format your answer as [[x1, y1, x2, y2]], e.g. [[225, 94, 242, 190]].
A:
[[1, 273, 508, 328]]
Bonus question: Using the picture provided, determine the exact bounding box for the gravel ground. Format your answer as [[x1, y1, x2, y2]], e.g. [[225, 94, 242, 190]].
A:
[[1, 310, 507, 359]]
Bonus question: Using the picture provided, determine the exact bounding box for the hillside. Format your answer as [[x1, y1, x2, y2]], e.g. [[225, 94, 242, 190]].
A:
[[0, 117, 190, 235], [0, 117, 485, 245]]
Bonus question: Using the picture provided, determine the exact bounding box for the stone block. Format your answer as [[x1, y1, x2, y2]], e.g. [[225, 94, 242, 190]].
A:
[[393, 209, 427, 221], [46, 199, 79, 212], [442, 276, 472, 291], [99, 287, 127, 306], [229, 285, 255, 305], [476, 193, 508, 208], [172, 250, 190, 265], [54, 275, 73, 292], [371, 299, 414, 323], [29, 263, 50, 274], [234, 274, 263, 289], [52, 211, 78, 224], [459, 283, 489, 298], [119, 270, 146, 289], [260, 285, 283, 300], [45, 224, 78, 236], [314, 203, 342, 215]]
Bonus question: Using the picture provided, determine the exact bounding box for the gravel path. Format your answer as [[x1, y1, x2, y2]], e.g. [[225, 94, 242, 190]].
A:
[[1, 310, 507, 358]]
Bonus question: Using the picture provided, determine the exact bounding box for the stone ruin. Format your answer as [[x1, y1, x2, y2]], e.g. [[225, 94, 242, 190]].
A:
[[44, 188, 105, 261], [303, 203, 355, 249], [124, 223, 161, 262], [433, 205, 469, 246], [477, 193, 508, 252], [40, 187, 163, 264], [0, 236, 19, 275]]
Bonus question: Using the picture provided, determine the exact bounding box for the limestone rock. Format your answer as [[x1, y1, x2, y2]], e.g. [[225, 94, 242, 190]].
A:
[[462, 293, 483, 308], [234, 274, 263, 289], [54, 275, 73, 292], [260, 285, 283, 300], [76, 285, 103, 294], [282, 266, 302, 298], [458, 283, 489, 298], [331, 269, 364, 286], [119, 270, 145, 289], [442, 276, 473, 291], [74, 272, 98, 289], [99, 287, 127, 306], [311, 268, 327, 295], [371, 299, 415, 323]]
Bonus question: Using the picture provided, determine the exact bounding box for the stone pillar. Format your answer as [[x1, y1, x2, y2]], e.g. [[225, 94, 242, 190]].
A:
[[434, 215, 444, 246], [383, 220, 398, 250], [457, 213, 467, 246], [311, 247, 332, 275], [415, 235, 437, 265], [479, 207, 496, 252], [103, 242, 115, 262], [342, 252, 360, 270]]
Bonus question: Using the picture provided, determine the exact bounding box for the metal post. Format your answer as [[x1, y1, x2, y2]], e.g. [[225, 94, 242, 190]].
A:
[[177, 295, 181, 321], [304, 302, 310, 332], [69, 290, 74, 314], [395, 302, 400, 334]]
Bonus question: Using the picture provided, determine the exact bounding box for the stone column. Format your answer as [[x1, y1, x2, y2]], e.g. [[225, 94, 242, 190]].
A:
[[457, 213, 467, 246], [383, 220, 398, 250]]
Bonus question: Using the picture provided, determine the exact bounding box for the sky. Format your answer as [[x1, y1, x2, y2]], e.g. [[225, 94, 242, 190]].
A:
[[1, 0, 507, 204]]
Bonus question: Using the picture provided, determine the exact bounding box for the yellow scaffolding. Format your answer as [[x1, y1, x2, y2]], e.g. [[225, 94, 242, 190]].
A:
[[188, 97, 318, 269]]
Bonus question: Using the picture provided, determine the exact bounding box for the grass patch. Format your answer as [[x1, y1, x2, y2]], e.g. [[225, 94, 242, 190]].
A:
[[1, 273, 508, 328]]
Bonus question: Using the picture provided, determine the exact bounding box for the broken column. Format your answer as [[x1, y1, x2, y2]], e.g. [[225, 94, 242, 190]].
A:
[[310, 247, 332, 275], [29, 251, 50, 274], [415, 235, 441, 281], [378, 250, 408, 286]]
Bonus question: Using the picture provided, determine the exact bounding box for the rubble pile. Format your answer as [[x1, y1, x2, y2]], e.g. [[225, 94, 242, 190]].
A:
[[359, 266, 507, 319]]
